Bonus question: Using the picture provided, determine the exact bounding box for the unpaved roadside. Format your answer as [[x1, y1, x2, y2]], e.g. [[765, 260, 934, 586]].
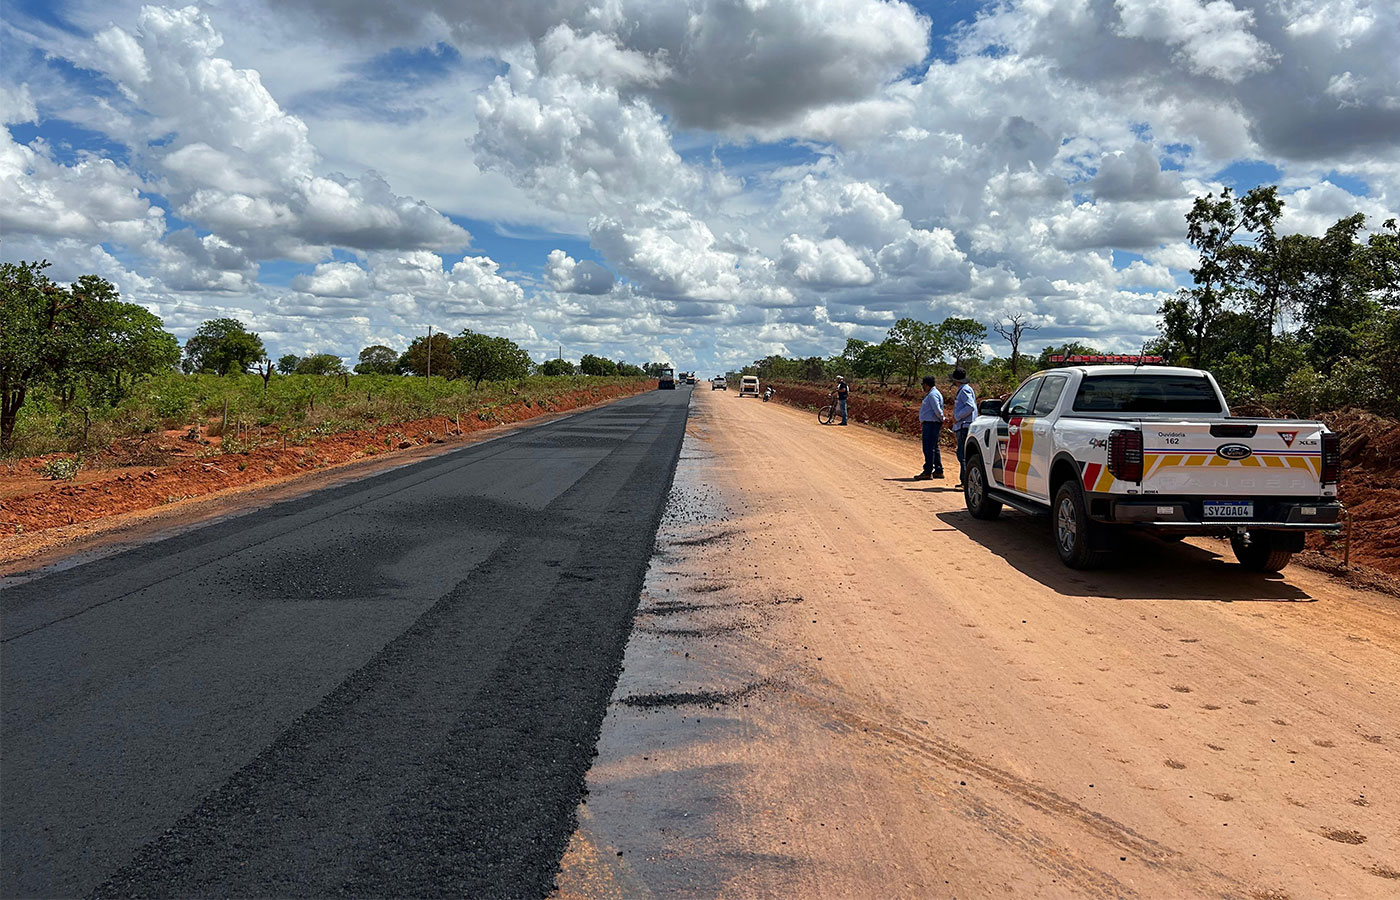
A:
[[556, 389, 1400, 898]]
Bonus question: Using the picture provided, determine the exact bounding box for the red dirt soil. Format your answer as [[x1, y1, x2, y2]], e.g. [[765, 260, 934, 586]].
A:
[[0, 382, 649, 535], [768, 380, 1399, 577], [1309, 409, 1400, 575]]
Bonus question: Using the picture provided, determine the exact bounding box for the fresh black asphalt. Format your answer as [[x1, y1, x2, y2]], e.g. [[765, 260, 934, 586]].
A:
[[1, 387, 689, 898]]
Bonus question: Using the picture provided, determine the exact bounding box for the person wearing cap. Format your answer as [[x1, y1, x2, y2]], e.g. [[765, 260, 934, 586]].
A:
[[914, 375, 944, 480], [950, 367, 977, 488], [834, 375, 850, 425]]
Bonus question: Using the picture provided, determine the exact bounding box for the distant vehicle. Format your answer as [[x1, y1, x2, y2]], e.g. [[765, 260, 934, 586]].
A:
[[963, 359, 1342, 571], [712, 376, 727, 390], [658, 367, 676, 390], [686, 373, 697, 385], [739, 375, 760, 398]]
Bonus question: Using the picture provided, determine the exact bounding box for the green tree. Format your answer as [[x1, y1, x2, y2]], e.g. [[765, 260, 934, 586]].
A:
[[401, 332, 457, 378], [452, 330, 533, 387], [616, 362, 645, 376], [277, 354, 301, 375], [579, 353, 619, 376], [852, 338, 900, 385], [539, 358, 576, 376], [939, 316, 987, 367], [1, 261, 179, 449], [183, 317, 266, 375], [294, 353, 348, 375], [888, 317, 942, 386], [643, 362, 670, 378], [354, 344, 399, 375]]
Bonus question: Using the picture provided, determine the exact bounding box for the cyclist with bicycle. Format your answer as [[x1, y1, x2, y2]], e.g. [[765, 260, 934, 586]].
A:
[[834, 375, 850, 425]]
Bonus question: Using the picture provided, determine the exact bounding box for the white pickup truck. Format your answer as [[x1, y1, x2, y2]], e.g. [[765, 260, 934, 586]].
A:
[[963, 361, 1342, 571]]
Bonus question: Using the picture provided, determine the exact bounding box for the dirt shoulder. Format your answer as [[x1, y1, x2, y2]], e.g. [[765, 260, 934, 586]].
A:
[[556, 388, 1399, 898], [0, 383, 649, 575]]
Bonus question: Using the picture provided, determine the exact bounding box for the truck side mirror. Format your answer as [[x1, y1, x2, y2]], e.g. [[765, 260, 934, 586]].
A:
[[979, 399, 1003, 418]]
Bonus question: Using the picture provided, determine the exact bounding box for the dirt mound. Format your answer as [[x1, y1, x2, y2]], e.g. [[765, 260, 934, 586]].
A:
[[1308, 409, 1400, 575], [0, 382, 649, 535]]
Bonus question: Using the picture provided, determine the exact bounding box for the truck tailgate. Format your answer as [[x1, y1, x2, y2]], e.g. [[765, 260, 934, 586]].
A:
[[1140, 421, 1325, 495]]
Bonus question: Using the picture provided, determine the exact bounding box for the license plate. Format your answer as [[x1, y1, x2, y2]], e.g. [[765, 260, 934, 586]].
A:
[[1203, 501, 1254, 519]]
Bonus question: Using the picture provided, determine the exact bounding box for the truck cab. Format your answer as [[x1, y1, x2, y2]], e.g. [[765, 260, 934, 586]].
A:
[[963, 361, 1342, 571]]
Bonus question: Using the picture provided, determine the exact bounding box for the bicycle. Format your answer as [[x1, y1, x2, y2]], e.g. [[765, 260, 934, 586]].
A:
[[817, 391, 838, 425]]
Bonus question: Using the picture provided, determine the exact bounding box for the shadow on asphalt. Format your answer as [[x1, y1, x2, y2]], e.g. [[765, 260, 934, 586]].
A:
[[936, 509, 1315, 603]]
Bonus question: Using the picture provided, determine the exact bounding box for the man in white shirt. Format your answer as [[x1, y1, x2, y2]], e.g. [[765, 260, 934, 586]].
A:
[[914, 375, 945, 480]]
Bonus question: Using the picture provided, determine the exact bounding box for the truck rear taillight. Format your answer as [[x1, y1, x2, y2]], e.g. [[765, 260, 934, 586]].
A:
[[1108, 429, 1143, 483], [1320, 432, 1341, 485]]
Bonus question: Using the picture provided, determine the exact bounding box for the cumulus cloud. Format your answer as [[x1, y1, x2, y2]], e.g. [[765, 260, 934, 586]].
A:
[[1114, 0, 1277, 82], [545, 249, 615, 294], [1089, 144, 1185, 201], [780, 235, 874, 287], [0, 128, 164, 247], [88, 6, 469, 259], [5, 0, 1398, 374]]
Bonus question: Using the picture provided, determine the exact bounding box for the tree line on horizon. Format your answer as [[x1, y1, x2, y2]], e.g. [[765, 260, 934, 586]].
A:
[[4, 182, 1395, 450]]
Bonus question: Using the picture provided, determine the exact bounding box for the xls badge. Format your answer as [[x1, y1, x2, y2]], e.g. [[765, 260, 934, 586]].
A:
[[1216, 443, 1253, 460]]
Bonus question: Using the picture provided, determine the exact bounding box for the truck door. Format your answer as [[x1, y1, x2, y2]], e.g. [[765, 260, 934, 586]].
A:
[[992, 376, 1042, 496], [1025, 374, 1069, 500]]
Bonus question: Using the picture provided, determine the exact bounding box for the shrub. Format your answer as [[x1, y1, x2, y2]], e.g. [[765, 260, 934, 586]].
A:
[[39, 456, 81, 480]]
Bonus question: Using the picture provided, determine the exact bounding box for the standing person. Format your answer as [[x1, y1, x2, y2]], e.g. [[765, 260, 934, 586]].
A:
[[950, 367, 977, 488], [835, 375, 850, 425], [914, 375, 944, 480]]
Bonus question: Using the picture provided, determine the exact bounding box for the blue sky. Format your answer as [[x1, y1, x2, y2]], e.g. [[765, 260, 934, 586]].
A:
[[3, 0, 1396, 372]]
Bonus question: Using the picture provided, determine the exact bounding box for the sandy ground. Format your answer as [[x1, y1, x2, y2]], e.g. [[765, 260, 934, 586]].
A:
[[555, 389, 1400, 898]]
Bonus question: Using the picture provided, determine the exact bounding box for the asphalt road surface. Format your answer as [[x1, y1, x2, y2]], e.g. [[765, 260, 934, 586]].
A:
[[1, 387, 689, 898]]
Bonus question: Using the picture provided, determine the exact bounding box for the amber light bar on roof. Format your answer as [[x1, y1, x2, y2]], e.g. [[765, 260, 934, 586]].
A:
[[1049, 354, 1164, 364]]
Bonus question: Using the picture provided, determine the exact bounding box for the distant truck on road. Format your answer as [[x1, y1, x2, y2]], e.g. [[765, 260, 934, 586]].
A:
[[658, 367, 676, 390], [963, 358, 1342, 572]]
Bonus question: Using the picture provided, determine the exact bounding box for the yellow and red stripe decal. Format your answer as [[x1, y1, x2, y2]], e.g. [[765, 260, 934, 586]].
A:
[[1002, 417, 1036, 492], [1081, 461, 1117, 492], [1142, 452, 1319, 478]]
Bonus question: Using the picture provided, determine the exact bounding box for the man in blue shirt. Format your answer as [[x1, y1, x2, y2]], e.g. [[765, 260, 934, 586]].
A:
[[914, 375, 944, 480], [950, 367, 977, 488]]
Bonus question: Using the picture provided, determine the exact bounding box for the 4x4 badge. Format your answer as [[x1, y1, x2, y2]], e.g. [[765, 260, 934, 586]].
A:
[[1279, 431, 1297, 447]]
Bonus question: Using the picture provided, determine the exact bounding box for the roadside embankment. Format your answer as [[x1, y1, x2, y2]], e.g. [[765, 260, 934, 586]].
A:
[[0, 380, 652, 537]]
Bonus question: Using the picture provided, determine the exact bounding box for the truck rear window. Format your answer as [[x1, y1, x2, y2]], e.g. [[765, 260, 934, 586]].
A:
[[1072, 375, 1222, 413]]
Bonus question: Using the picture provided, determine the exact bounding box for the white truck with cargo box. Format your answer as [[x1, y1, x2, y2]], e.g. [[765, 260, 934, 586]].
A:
[[962, 356, 1342, 572], [739, 375, 760, 397]]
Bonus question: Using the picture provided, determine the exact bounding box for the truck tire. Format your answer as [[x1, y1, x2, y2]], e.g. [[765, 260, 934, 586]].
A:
[[1053, 481, 1109, 569], [964, 452, 1002, 520], [1230, 532, 1294, 572]]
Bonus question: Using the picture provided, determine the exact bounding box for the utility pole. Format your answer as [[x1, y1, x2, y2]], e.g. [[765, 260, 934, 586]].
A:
[[426, 325, 432, 380]]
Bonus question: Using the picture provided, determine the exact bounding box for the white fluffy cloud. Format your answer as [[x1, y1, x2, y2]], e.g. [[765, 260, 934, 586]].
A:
[[3, 0, 1396, 373], [545, 249, 615, 295]]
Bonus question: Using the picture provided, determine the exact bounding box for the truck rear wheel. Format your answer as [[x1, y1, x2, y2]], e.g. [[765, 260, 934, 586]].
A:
[[964, 453, 1001, 520], [1230, 532, 1294, 572], [1053, 481, 1109, 569]]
